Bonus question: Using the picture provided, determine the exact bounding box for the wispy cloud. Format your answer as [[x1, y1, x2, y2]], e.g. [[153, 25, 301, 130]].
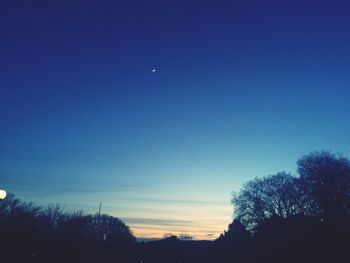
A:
[[121, 217, 195, 227], [121, 196, 224, 206]]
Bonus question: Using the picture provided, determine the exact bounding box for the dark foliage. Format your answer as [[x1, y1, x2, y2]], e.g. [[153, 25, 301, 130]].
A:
[[229, 151, 350, 263], [0, 194, 136, 263], [298, 151, 350, 222]]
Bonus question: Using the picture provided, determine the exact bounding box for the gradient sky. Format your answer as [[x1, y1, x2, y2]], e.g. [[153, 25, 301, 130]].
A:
[[1, 0, 350, 239]]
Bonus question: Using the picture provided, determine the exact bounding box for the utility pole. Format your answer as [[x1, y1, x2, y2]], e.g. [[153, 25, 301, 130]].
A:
[[98, 201, 102, 215]]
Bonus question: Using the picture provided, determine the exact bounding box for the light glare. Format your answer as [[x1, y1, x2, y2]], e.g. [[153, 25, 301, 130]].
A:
[[0, 190, 7, 200]]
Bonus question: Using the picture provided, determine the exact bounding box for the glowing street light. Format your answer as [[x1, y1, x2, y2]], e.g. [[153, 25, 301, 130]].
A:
[[0, 189, 7, 200]]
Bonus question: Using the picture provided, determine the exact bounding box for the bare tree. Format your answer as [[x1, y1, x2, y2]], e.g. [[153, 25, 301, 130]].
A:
[[297, 151, 350, 221], [232, 172, 308, 229]]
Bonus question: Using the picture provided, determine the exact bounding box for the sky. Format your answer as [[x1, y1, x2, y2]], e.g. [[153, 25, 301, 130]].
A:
[[1, 0, 350, 239]]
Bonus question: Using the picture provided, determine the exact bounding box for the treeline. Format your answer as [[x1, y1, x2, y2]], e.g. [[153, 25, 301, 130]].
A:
[[1, 151, 350, 263], [0, 195, 136, 262], [233, 151, 350, 228], [215, 151, 350, 263]]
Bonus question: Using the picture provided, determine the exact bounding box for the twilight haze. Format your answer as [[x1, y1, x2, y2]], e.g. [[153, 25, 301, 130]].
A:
[[1, 1, 350, 239]]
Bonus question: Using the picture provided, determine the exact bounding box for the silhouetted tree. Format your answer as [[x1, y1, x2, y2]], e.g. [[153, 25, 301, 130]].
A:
[[0, 193, 136, 262], [298, 151, 350, 222], [232, 172, 306, 229], [229, 151, 350, 263], [42, 203, 64, 234], [93, 213, 135, 243], [214, 219, 250, 263], [218, 219, 250, 242], [0, 192, 23, 216]]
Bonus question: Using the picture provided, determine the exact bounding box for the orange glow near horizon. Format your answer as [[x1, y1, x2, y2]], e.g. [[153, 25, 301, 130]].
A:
[[130, 223, 225, 240], [117, 200, 233, 240]]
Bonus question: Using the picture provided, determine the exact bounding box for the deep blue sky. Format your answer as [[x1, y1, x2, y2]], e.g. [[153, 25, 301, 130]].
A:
[[1, 0, 350, 239]]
